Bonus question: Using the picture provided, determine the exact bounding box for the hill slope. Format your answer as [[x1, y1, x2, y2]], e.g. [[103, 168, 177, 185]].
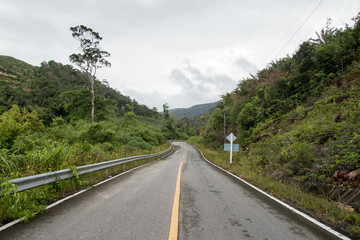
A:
[[169, 101, 220, 119], [0, 56, 158, 124], [200, 15, 360, 189]]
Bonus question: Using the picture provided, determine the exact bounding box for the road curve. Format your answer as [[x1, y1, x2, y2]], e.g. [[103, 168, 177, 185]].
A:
[[177, 142, 341, 240], [0, 142, 343, 239]]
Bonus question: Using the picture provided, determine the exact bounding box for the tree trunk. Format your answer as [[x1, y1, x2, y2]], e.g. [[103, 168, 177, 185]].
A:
[[91, 76, 95, 122]]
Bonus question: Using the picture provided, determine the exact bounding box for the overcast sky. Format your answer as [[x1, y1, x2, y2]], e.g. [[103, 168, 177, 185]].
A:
[[1, 0, 359, 110]]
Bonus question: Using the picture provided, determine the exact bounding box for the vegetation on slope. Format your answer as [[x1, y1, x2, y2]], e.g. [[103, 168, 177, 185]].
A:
[[200, 15, 360, 186], [0, 57, 158, 124], [169, 101, 220, 120], [0, 105, 170, 223], [190, 14, 360, 236]]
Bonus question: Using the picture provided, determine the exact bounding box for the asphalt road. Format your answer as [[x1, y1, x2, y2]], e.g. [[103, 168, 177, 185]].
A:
[[0, 142, 343, 239]]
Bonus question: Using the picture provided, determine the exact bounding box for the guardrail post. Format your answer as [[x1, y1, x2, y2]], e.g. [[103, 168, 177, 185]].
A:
[[105, 168, 108, 176], [123, 163, 125, 171], [135, 161, 137, 167]]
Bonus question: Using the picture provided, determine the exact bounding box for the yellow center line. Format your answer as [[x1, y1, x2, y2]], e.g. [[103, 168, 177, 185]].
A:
[[168, 161, 183, 240]]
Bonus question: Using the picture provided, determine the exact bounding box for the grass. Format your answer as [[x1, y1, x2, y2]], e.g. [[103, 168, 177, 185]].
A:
[[188, 137, 360, 237]]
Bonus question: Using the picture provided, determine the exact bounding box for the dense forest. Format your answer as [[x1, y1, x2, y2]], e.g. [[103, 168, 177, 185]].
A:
[[0, 57, 158, 123]]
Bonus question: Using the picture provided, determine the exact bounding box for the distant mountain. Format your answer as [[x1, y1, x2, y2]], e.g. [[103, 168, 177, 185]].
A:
[[169, 101, 221, 119]]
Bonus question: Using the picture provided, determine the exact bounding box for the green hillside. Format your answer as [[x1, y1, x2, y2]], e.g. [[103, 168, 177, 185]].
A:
[[189, 14, 360, 236], [169, 101, 220, 120], [0, 55, 34, 80], [0, 56, 157, 124]]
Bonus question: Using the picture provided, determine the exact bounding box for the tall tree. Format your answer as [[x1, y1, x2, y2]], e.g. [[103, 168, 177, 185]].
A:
[[162, 103, 171, 127], [69, 25, 111, 122]]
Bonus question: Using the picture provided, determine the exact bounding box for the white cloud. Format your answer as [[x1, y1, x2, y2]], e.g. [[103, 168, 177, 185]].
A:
[[1, 0, 359, 110], [120, 60, 236, 110], [166, 61, 236, 108], [0, 2, 22, 20], [234, 57, 258, 75]]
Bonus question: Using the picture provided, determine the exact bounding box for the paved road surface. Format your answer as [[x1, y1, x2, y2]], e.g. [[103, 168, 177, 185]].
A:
[[0, 142, 342, 239], [178, 142, 339, 240]]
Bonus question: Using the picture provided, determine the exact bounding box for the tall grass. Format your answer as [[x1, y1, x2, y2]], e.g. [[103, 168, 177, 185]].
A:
[[0, 149, 22, 175]]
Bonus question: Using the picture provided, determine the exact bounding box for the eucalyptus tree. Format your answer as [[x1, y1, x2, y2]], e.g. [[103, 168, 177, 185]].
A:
[[69, 25, 111, 122]]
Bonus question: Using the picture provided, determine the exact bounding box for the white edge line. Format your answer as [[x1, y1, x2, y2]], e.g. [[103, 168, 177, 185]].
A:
[[0, 149, 174, 232], [0, 219, 21, 232], [194, 146, 351, 240]]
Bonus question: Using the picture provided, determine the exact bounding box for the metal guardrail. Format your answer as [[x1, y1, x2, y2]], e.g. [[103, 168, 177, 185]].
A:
[[7, 145, 173, 193]]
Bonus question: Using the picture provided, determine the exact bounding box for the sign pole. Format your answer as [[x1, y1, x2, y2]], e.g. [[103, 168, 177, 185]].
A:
[[230, 140, 233, 164], [226, 133, 236, 164]]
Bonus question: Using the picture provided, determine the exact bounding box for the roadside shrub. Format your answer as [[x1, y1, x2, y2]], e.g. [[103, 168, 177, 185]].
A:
[[127, 136, 152, 150], [0, 149, 23, 176], [130, 124, 166, 146], [120, 112, 137, 129], [249, 139, 280, 168], [202, 132, 221, 150], [0, 105, 44, 149], [0, 179, 47, 222], [282, 140, 317, 175], [11, 132, 47, 154], [25, 141, 72, 173], [79, 121, 116, 144]]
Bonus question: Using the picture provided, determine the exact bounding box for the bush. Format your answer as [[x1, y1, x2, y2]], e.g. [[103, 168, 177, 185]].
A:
[[25, 140, 72, 173], [127, 136, 151, 150], [0, 105, 44, 149], [79, 121, 116, 144], [0, 149, 23, 175], [120, 112, 137, 129], [12, 132, 48, 154]]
